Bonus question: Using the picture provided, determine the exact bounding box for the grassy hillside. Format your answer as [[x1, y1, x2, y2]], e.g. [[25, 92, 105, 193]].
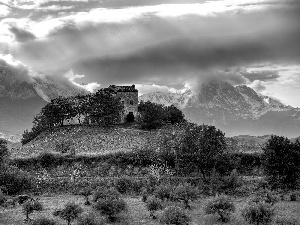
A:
[[10, 125, 163, 159]]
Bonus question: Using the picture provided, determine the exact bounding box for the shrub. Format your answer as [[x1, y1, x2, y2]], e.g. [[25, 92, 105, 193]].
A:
[[262, 135, 300, 189], [114, 176, 132, 194], [290, 192, 298, 201], [173, 183, 198, 209], [23, 199, 43, 221], [145, 174, 159, 194], [154, 184, 173, 201], [241, 202, 275, 225], [204, 195, 235, 223], [0, 166, 33, 195], [53, 202, 83, 225], [252, 189, 279, 206], [79, 188, 92, 205], [77, 213, 106, 225], [32, 217, 57, 225], [141, 188, 148, 202], [38, 152, 57, 168], [146, 196, 163, 219], [0, 139, 9, 162], [94, 198, 127, 222], [55, 140, 74, 155], [93, 187, 121, 202], [159, 206, 190, 225], [275, 217, 299, 225], [221, 170, 242, 194], [0, 189, 7, 206]]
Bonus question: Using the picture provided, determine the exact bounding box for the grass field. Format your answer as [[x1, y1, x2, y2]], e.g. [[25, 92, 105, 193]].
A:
[[1, 194, 300, 225]]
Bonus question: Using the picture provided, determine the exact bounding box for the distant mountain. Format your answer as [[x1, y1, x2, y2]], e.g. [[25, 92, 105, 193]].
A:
[[0, 66, 87, 141], [139, 80, 300, 137]]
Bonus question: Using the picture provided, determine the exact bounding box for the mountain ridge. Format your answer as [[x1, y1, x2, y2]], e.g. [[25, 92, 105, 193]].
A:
[[139, 80, 300, 137], [0, 67, 87, 140]]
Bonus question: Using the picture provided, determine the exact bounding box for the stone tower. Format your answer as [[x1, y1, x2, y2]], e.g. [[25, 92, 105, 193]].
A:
[[107, 84, 138, 123]]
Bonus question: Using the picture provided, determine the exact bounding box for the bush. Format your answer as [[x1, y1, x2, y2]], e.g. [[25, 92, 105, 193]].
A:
[[204, 195, 235, 223], [274, 217, 299, 225], [252, 189, 279, 206], [146, 196, 163, 219], [93, 187, 121, 202], [159, 206, 190, 225], [262, 135, 300, 189], [55, 140, 75, 155], [154, 184, 173, 201], [241, 202, 275, 225], [0, 189, 7, 206], [141, 188, 148, 202], [32, 217, 57, 225], [114, 176, 133, 194], [290, 192, 298, 201], [79, 188, 92, 205], [23, 199, 43, 221], [77, 213, 106, 225], [0, 139, 9, 162], [173, 183, 198, 209], [0, 166, 33, 195], [53, 202, 83, 225], [38, 152, 57, 168], [94, 198, 127, 222]]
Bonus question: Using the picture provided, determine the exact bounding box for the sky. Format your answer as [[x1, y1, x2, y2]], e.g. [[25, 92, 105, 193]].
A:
[[0, 0, 300, 106]]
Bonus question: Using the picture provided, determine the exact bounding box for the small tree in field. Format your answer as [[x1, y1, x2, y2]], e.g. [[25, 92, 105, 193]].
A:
[[138, 101, 166, 130], [53, 202, 83, 225], [262, 135, 300, 189], [146, 197, 163, 219], [241, 202, 275, 225], [160, 206, 190, 225], [204, 195, 235, 222], [177, 123, 227, 180], [79, 188, 92, 205], [154, 184, 173, 201], [23, 199, 43, 221], [173, 183, 198, 209], [32, 217, 57, 225], [94, 198, 127, 222]]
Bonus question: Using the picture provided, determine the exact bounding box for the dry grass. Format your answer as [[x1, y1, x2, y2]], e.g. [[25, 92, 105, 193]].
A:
[[11, 126, 163, 159], [1, 194, 300, 225]]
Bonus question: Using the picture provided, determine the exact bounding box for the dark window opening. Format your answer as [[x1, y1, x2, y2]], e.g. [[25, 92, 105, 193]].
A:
[[129, 100, 134, 105]]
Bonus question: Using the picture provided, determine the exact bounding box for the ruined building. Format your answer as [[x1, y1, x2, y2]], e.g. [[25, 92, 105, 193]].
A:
[[106, 84, 138, 123]]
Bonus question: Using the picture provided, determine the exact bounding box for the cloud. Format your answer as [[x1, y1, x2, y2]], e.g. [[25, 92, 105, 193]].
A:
[[64, 70, 101, 92], [0, 5, 10, 17], [241, 70, 280, 82], [9, 26, 36, 42], [249, 80, 266, 92], [1, 0, 300, 96], [0, 54, 33, 82]]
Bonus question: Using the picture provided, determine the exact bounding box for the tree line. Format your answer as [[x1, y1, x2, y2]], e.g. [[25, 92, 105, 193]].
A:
[[21, 90, 185, 145]]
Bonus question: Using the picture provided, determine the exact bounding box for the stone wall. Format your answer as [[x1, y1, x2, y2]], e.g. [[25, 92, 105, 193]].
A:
[[117, 91, 139, 122]]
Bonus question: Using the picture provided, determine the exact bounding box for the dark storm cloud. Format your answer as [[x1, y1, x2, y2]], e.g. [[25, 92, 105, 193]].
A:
[[11, 1, 300, 89], [9, 26, 36, 42]]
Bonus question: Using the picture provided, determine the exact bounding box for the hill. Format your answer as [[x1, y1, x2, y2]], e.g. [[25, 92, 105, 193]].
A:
[[10, 125, 164, 159]]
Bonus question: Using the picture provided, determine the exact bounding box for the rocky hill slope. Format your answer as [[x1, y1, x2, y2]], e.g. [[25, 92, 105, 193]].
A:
[[10, 125, 163, 159], [140, 80, 300, 137]]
